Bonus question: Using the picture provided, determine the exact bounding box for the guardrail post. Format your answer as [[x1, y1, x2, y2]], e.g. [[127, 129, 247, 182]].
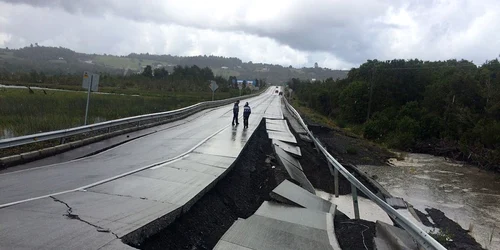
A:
[[60, 137, 65, 144], [334, 168, 339, 198], [351, 183, 360, 219]]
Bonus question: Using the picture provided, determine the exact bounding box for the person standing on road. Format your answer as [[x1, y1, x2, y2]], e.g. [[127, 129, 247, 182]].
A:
[[243, 102, 251, 129], [232, 100, 240, 126]]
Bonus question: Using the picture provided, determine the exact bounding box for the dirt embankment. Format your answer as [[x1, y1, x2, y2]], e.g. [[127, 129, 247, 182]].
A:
[[297, 116, 485, 250], [133, 120, 290, 250], [284, 118, 381, 249], [414, 139, 500, 173], [413, 208, 485, 250], [307, 124, 395, 167]]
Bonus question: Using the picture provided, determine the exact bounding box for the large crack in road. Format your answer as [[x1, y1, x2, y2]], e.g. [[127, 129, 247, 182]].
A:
[[50, 196, 119, 239]]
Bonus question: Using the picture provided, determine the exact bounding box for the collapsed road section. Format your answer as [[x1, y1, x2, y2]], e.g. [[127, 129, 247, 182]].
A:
[[0, 87, 446, 250], [0, 89, 283, 250]]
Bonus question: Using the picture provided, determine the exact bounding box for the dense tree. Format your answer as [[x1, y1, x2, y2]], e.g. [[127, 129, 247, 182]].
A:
[[290, 58, 500, 170], [153, 68, 168, 79], [142, 65, 153, 77]]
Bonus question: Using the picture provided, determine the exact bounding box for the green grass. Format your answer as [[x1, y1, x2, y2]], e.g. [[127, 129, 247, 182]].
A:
[[93, 56, 168, 71], [0, 88, 239, 137], [48, 59, 67, 64], [290, 99, 338, 129], [213, 68, 240, 77], [428, 229, 453, 245], [0, 51, 15, 59], [0, 81, 244, 100], [346, 146, 358, 155]]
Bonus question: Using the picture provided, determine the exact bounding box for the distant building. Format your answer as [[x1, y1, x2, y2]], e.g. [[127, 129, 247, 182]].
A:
[[221, 66, 228, 69]]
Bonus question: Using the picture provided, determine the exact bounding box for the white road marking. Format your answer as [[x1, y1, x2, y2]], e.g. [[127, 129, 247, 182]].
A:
[[0, 92, 276, 209], [0, 125, 230, 209], [150, 154, 190, 170]]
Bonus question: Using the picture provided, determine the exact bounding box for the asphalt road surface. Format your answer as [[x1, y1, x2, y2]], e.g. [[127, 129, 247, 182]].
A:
[[0, 87, 280, 207]]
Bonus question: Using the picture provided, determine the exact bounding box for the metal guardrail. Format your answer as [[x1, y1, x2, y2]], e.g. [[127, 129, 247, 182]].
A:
[[0, 89, 266, 150], [282, 96, 446, 250]]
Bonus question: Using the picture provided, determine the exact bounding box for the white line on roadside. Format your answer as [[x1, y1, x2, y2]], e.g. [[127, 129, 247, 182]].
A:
[[0, 125, 230, 209], [0, 92, 271, 177], [151, 154, 190, 170], [0, 93, 275, 209]]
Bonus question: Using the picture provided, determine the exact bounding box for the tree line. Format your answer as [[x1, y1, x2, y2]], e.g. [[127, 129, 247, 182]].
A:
[[0, 63, 266, 94], [0, 46, 348, 84], [289, 59, 500, 170]]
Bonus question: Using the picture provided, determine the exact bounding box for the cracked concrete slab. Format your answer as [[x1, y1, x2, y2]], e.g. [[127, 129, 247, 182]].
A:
[[273, 145, 315, 194], [272, 139, 302, 157], [266, 119, 289, 130], [50, 196, 120, 239], [0, 198, 118, 250], [267, 131, 297, 144], [255, 201, 328, 230], [218, 215, 333, 250], [89, 174, 212, 207], [0, 90, 285, 249], [98, 239, 137, 250], [0, 191, 181, 246], [270, 180, 335, 214]]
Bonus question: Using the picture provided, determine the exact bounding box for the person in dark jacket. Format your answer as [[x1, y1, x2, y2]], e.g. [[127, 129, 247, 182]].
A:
[[232, 100, 240, 125], [243, 102, 251, 129]]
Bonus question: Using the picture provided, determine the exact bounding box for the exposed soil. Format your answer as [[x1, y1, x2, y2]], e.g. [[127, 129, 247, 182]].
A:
[[293, 107, 486, 250], [414, 139, 500, 173], [134, 111, 392, 250], [287, 120, 386, 199], [334, 215, 376, 250], [282, 113, 380, 249], [308, 124, 395, 166], [413, 208, 435, 227], [133, 120, 290, 250], [426, 208, 485, 250]]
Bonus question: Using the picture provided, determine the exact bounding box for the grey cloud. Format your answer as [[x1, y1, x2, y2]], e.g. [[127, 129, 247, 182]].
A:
[[1, 0, 499, 67], [0, 0, 397, 64]]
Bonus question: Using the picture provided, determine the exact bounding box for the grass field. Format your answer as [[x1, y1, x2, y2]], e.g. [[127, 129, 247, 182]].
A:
[[212, 68, 241, 77], [0, 51, 15, 59], [93, 56, 169, 71], [0, 87, 242, 138]]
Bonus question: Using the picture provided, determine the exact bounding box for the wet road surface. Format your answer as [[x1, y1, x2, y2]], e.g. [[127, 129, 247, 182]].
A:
[[0, 88, 278, 206], [357, 153, 500, 249], [0, 87, 285, 249]]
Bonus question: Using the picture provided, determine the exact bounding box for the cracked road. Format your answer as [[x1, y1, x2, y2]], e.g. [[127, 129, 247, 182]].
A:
[[0, 87, 284, 249], [0, 88, 278, 206]]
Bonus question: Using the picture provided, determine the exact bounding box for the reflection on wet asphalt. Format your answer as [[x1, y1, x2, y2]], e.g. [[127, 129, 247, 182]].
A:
[[357, 153, 500, 249]]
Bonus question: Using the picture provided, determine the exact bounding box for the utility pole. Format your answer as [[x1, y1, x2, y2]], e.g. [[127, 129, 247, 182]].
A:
[[84, 75, 93, 125], [366, 68, 375, 121]]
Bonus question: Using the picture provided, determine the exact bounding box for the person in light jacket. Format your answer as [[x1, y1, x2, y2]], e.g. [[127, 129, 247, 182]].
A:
[[243, 102, 251, 129], [232, 100, 240, 126]]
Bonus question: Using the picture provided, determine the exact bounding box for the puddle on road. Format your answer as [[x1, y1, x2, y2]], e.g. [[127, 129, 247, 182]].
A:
[[358, 153, 500, 249]]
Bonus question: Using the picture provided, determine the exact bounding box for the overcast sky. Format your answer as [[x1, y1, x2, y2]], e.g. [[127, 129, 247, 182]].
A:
[[0, 0, 499, 69]]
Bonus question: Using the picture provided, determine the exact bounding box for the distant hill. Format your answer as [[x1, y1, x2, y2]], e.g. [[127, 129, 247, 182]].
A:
[[0, 46, 348, 83]]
